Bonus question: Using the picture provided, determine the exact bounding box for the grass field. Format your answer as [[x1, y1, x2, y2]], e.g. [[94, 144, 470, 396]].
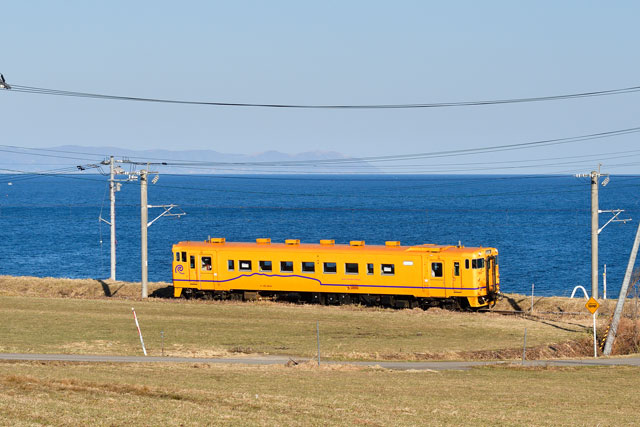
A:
[[1, 275, 639, 360], [0, 361, 639, 426], [1, 275, 639, 425], [0, 294, 599, 361]]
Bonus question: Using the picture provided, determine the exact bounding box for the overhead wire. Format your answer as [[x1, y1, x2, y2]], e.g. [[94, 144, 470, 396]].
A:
[[108, 125, 640, 167], [5, 82, 640, 109]]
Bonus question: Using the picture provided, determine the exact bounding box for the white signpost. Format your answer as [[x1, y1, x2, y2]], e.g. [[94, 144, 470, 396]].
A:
[[585, 297, 600, 358]]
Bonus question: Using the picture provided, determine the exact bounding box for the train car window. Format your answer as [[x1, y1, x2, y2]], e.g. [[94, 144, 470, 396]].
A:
[[175, 252, 180, 262], [381, 264, 395, 275], [472, 259, 485, 269], [454, 262, 460, 276], [465, 259, 469, 269], [201, 257, 212, 271], [228, 260, 235, 271], [323, 262, 337, 274], [431, 262, 443, 278], [190, 256, 195, 269], [280, 261, 294, 272], [239, 260, 252, 271], [367, 263, 374, 275], [181, 252, 187, 262], [345, 263, 359, 274], [259, 261, 272, 272], [301, 262, 315, 273]]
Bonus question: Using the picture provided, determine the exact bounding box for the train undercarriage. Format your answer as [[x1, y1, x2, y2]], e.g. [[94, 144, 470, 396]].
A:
[[178, 288, 498, 311]]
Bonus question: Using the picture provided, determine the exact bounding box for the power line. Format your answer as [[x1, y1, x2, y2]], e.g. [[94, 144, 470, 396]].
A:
[[113, 125, 640, 167], [2, 123, 639, 172], [4, 81, 640, 109]]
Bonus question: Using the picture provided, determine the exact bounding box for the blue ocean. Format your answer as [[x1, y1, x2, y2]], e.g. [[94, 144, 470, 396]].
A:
[[1, 174, 639, 298]]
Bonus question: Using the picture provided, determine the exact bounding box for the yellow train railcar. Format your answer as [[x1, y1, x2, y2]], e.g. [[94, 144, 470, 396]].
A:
[[171, 238, 500, 309]]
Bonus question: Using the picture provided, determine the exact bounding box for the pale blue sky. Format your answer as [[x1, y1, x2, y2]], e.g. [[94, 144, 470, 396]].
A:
[[1, 1, 639, 173]]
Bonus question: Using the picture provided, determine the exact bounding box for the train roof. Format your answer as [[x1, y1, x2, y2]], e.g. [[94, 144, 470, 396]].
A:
[[173, 238, 497, 255]]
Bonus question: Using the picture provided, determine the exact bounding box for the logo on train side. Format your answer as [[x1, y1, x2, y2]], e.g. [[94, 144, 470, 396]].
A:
[[174, 265, 184, 274]]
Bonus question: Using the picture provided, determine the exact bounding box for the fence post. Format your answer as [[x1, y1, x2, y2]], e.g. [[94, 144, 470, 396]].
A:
[[522, 328, 527, 364], [316, 321, 321, 366]]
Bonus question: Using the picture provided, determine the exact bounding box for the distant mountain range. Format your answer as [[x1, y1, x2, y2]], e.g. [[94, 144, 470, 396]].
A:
[[3, 146, 380, 174]]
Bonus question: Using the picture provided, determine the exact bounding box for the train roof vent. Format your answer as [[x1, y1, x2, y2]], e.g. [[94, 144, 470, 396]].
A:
[[350, 240, 365, 247], [285, 239, 300, 245], [385, 241, 401, 247], [320, 239, 335, 246], [209, 237, 226, 244], [256, 238, 271, 244]]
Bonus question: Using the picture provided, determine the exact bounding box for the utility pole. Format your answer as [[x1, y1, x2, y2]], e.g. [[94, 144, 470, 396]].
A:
[[576, 166, 628, 300], [136, 166, 185, 298], [590, 170, 599, 299], [98, 156, 130, 282], [603, 222, 640, 355], [140, 170, 149, 298], [109, 156, 116, 280]]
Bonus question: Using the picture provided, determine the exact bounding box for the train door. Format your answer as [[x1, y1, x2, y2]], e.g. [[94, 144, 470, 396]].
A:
[[429, 259, 446, 296], [451, 260, 462, 293], [485, 256, 496, 293], [188, 254, 199, 288], [199, 253, 216, 289]]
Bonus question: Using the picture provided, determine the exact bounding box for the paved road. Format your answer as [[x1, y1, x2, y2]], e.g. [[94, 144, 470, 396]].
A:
[[1, 353, 639, 370]]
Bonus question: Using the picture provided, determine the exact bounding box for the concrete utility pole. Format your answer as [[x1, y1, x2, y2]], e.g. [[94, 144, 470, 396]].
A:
[[576, 167, 628, 300], [603, 222, 640, 355], [137, 166, 185, 298], [140, 170, 149, 298], [98, 156, 130, 282], [590, 170, 599, 299], [109, 156, 117, 281]]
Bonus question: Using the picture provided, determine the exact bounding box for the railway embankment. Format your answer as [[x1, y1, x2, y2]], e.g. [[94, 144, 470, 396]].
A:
[[0, 275, 638, 360]]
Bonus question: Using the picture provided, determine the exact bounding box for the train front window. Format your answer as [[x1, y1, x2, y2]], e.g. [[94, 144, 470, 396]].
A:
[[301, 262, 315, 273], [175, 252, 179, 262], [381, 264, 395, 275], [323, 262, 337, 274], [345, 263, 359, 274], [182, 252, 187, 262], [280, 261, 294, 272], [431, 262, 443, 278], [239, 260, 252, 271], [472, 259, 485, 269], [259, 261, 272, 272]]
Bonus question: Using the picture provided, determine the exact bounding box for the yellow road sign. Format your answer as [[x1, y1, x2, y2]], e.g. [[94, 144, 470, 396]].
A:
[[585, 297, 600, 314]]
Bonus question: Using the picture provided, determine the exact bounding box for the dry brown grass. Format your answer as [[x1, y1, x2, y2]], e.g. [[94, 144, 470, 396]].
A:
[[0, 275, 170, 299], [1, 275, 638, 360], [0, 294, 601, 361], [0, 361, 639, 426]]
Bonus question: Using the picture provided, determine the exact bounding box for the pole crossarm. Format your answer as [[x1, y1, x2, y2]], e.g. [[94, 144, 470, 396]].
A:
[[98, 216, 112, 226], [146, 204, 186, 227], [598, 209, 632, 234]]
